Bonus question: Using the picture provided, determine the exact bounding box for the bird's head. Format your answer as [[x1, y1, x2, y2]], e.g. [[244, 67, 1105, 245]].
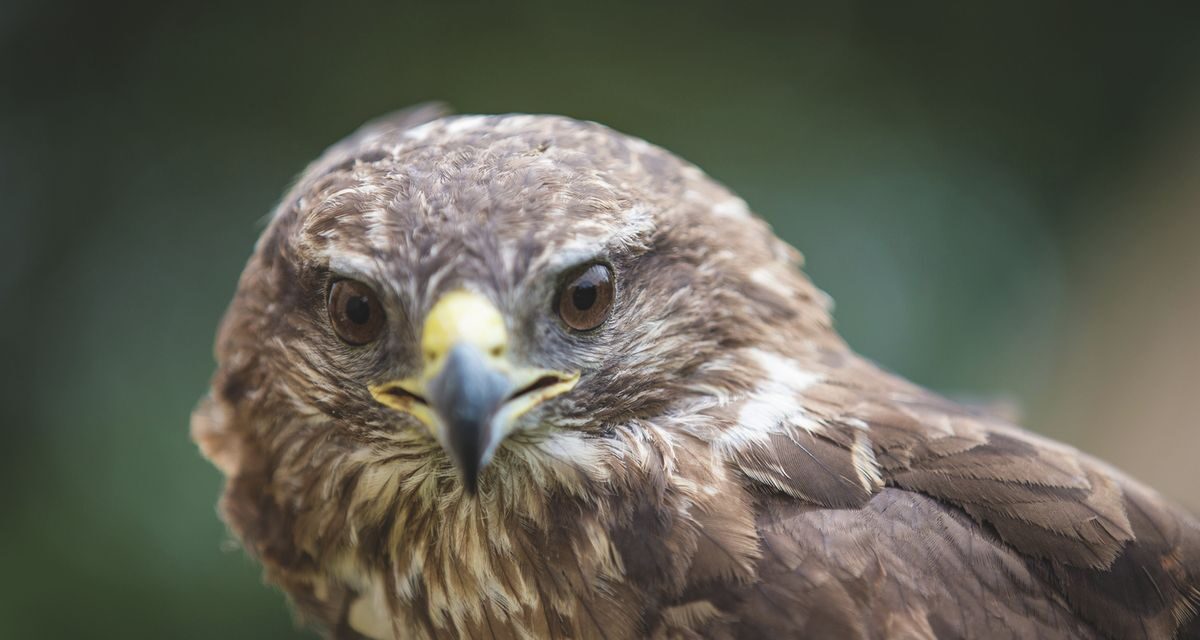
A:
[[198, 107, 835, 501]]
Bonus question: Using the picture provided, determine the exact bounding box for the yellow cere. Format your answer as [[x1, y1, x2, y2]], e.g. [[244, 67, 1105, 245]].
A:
[[420, 290, 508, 371]]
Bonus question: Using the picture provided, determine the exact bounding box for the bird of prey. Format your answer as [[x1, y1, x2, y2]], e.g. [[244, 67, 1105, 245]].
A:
[[192, 103, 1200, 639]]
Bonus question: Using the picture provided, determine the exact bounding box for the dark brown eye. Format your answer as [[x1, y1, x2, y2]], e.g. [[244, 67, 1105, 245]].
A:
[[558, 264, 614, 331], [328, 279, 386, 345]]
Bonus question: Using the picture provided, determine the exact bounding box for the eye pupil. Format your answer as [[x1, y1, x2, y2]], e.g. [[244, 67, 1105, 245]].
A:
[[345, 295, 371, 324], [572, 284, 597, 311], [558, 263, 614, 331]]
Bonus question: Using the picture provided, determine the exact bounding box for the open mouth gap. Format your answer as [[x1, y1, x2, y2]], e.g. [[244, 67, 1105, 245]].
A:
[[381, 386, 427, 405], [508, 375, 564, 402]]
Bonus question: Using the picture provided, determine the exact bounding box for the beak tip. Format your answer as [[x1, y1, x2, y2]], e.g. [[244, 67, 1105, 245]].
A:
[[443, 427, 488, 496], [458, 457, 483, 495], [462, 474, 480, 496], [450, 440, 485, 495]]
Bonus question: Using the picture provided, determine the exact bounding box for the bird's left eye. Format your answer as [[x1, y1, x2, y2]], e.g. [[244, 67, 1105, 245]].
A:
[[557, 263, 615, 331], [328, 279, 386, 345]]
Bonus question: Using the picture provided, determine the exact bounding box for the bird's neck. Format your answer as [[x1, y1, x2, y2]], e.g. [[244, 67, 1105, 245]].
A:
[[311, 416, 752, 638]]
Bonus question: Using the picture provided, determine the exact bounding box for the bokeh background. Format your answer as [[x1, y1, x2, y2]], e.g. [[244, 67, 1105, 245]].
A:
[[3, 2, 1199, 637]]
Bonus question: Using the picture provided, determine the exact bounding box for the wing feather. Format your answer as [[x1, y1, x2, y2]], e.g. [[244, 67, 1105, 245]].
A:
[[714, 353, 1200, 637]]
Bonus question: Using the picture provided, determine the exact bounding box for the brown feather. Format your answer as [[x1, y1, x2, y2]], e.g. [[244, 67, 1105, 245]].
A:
[[193, 107, 1200, 639]]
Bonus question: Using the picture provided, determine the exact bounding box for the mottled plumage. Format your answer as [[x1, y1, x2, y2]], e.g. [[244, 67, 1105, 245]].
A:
[[193, 103, 1200, 639]]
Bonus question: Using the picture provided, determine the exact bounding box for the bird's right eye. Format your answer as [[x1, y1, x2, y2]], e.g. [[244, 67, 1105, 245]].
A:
[[328, 279, 386, 345]]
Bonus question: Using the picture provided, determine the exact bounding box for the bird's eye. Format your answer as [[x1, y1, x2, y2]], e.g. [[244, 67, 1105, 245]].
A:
[[557, 263, 615, 331], [328, 279, 386, 345]]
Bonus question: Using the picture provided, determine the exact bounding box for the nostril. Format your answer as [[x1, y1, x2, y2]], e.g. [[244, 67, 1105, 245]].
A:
[[490, 345, 504, 358]]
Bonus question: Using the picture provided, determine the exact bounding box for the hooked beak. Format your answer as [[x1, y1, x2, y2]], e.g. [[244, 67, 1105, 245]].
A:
[[368, 290, 578, 493]]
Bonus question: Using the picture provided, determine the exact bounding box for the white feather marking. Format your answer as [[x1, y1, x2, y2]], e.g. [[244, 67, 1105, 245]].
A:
[[749, 266, 794, 297], [330, 556, 393, 639], [326, 252, 388, 284], [495, 114, 536, 131], [362, 208, 393, 255], [748, 349, 822, 392], [843, 417, 870, 431], [443, 115, 490, 135], [402, 120, 437, 142], [530, 205, 656, 273], [851, 431, 883, 491], [712, 197, 750, 218], [626, 137, 654, 155], [716, 350, 824, 449]]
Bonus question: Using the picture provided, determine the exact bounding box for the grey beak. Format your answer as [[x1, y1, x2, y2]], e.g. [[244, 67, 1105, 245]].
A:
[[425, 343, 513, 493]]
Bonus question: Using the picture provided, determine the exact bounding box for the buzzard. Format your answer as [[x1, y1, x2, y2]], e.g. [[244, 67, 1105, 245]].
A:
[[192, 103, 1200, 639]]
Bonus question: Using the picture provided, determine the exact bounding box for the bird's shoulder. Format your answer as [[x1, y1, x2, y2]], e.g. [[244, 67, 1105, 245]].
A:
[[696, 354, 1200, 639]]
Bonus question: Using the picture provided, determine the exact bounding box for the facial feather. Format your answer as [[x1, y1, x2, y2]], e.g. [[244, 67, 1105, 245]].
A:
[[194, 106, 1200, 640]]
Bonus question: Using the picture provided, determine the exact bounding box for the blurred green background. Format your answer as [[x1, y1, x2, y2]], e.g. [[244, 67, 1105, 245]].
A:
[[3, 2, 1200, 637]]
